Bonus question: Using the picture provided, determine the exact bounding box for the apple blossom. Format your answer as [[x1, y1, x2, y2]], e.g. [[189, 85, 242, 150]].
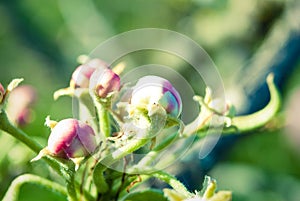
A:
[[46, 118, 97, 159], [6, 85, 37, 126], [131, 76, 182, 117], [71, 58, 108, 88], [89, 68, 120, 99]]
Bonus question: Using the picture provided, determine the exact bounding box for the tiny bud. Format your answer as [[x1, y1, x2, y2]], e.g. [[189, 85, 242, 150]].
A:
[[46, 118, 97, 159], [54, 59, 108, 100], [6, 85, 37, 126], [77, 54, 90, 64], [14, 109, 31, 126], [71, 59, 108, 88], [90, 68, 120, 99], [0, 83, 4, 103], [131, 76, 182, 117]]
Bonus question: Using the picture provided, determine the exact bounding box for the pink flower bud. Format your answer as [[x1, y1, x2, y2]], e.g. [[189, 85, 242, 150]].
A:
[[89, 68, 120, 98], [7, 85, 37, 126], [71, 59, 108, 88], [131, 76, 182, 117], [47, 119, 97, 158], [0, 83, 4, 103]]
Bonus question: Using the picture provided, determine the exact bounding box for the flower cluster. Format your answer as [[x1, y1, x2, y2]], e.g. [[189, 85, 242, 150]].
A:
[[0, 56, 281, 201], [35, 58, 183, 166]]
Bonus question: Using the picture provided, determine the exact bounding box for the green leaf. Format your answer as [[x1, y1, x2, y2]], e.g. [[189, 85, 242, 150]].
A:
[[149, 104, 167, 137], [2, 174, 67, 201], [122, 189, 167, 201]]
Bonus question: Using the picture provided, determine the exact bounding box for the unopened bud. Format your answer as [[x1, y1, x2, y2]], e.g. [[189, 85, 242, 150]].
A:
[[6, 85, 37, 126], [71, 59, 108, 88], [47, 118, 97, 159], [90, 68, 120, 99], [131, 76, 182, 117]]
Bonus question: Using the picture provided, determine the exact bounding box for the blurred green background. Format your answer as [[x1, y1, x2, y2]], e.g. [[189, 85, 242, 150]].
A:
[[0, 0, 300, 200]]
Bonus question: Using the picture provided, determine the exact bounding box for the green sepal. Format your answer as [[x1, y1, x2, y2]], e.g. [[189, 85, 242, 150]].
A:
[[7, 78, 24, 92], [199, 175, 216, 198]]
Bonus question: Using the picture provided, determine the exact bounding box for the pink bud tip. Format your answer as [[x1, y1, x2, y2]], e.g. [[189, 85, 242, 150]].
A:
[[90, 68, 120, 99], [71, 59, 108, 88], [47, 119, 97, 158], [6, 85, 37, 126]]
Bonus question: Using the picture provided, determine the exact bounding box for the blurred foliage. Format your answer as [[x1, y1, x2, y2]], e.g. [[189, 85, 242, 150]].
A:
[[0, 0, 299, 200]]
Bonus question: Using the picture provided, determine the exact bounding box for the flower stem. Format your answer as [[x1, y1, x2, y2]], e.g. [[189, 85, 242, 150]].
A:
[[185, 73, 281, 136], [95, 100, 111, 138], [93, 163, 109, 194], [131, 132, 178, 170], [0, 109, 42, 153], [66, 168, 78, 201], [230, 73, 281, 132], [93, 138, 149, 194], [2, 174, 67, 201]]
